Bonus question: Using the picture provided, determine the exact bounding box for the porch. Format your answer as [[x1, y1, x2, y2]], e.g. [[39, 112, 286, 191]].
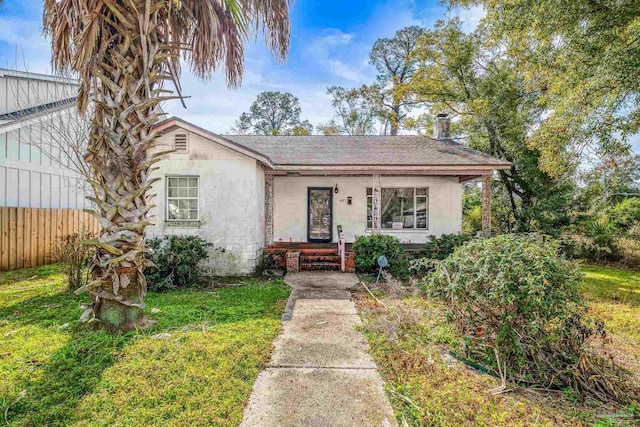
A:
[[263, 241, 429, 273], [265, 174, 486, 245], [265, 241, 427, 251], [263, 172, 494, 273]]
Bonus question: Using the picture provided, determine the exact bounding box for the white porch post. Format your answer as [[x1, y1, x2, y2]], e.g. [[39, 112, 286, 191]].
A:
[[372, 174, 381, 233], [265, 174, 274, 246]]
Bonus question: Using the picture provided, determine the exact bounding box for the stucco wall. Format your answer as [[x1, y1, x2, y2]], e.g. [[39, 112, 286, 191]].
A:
[[147, 129, 265, 275], [272, 175, 462, 244]]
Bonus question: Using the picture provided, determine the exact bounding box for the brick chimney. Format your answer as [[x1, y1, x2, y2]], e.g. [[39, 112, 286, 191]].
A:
[[434, 113, 451, 139]]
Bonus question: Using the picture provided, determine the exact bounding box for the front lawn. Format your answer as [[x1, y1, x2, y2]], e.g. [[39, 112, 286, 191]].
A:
[[355, 265, 640, 426], [0, 265, 290, 426]]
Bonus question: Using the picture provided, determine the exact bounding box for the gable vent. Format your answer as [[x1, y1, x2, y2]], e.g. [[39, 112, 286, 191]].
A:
[[174, 133, 188, 152]]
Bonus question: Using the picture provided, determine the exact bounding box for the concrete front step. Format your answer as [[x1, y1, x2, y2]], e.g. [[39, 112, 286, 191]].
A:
[[299, 248, 339, 255]]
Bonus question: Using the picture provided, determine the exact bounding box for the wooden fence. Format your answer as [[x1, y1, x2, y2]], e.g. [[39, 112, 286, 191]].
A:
[[0, 207, 100, 272]]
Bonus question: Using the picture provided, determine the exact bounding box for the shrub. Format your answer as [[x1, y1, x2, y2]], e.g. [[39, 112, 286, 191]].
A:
[[52, 229, 95, 292], [352, 234, 407, 278], [608, 197, 640, 231], [559, 232, 613, 261], [426, 234, 637, 404], [585, 215, 618, 255], [562, 198, 640, 264], [421, 233, 471, 260], [463, 205, 483, 236], [145, 235, 211, 292], [408, 256, 436, 277], [617, 236, 640, 268], [408, 234, 472, 277]]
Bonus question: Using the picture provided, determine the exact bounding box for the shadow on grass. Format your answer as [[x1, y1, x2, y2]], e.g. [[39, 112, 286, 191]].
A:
[[1, 283, 290, 426], [0, 291, 134, 425]]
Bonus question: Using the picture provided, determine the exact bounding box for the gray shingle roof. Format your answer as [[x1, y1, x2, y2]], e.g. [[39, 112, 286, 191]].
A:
[[222, 134, 510, 167]]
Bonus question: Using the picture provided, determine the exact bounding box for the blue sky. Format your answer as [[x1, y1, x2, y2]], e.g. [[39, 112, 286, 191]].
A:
[[0, 0, 483, 130], [0, 0, 638, 152]]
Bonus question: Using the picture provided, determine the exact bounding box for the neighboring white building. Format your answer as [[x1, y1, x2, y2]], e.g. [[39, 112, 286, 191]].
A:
[[151, 117, 510, 275], [0, 68, 91, 209]]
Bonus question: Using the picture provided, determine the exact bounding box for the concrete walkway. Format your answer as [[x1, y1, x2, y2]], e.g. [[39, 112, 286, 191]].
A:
[[240, 272, 397, 427]]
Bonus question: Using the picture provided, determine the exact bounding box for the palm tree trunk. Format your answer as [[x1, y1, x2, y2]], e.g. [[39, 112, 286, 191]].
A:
[[81, 2, 171, 331], [45, 0, 291, 332]]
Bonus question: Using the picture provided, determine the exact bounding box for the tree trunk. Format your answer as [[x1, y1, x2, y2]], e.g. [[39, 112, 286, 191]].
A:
[[82, 1, 173, 331], [95, 268, 142, 332], [390, 104, 400, 135]]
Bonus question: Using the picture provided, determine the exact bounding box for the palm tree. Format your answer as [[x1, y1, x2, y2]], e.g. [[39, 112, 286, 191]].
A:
[[43, 0, 290, 331]]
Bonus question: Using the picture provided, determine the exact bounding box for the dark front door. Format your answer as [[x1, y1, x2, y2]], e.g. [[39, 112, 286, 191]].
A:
[[307, 187, 333, 242]]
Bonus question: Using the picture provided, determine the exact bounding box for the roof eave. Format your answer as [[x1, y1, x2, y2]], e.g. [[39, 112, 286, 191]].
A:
[[152, 117, 275, 168], [0, 101, 77, 133], [268, 163, 511, 172]]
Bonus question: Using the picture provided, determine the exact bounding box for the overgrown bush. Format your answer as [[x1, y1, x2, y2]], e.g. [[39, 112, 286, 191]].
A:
[[52, 229, 95, 292], [617, 236, 640, 268], [608, 197, 640, 231], [426, 234, 638, 404], [559, 232, 614, 261], [408, 256, 436, 276], [408, 234, 472, 276], [561, 198, 640, 264], [421, 233, 471, 260], [352, 234, 408, 278], [145, 235, 211, 292]]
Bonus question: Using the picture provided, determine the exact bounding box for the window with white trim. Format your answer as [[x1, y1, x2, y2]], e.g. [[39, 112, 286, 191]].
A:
[[167, 176, 199, 220], [367, 187, 428, 229]]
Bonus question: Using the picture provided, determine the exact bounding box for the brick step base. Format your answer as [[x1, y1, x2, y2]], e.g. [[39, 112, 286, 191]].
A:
[[300, 255, 340, 263], [300, 262, 341, 271]]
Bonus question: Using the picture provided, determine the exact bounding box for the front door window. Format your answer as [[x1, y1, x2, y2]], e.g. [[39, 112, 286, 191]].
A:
[[308, 188, 332, 242]]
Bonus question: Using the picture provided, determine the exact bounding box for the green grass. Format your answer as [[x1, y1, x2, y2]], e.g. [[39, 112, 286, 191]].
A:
[[581, 265, 640, 306], [355, 265, 640, 426], [0, 265, 290, 426], [581, 265, 640, 378]]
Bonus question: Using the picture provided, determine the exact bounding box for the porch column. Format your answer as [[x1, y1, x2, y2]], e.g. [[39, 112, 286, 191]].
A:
[[372, 174, 381, 233], [265, 174, 274, 246], [482, 173, 492, 237]]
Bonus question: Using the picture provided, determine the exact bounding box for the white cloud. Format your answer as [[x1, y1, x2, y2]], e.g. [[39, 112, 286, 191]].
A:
[[163, 66, 336, 134], [0, 0, 494, 139], [0, 16, 52, 73], [326, 59, 363, 81], [305, 29, 373, 82]]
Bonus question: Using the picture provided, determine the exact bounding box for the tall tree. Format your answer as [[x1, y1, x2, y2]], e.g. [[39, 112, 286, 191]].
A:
[[454, 0, 640, 175], [407, 19, 573, 233], [291, 120, 313, 135], [369, 26, 424, 135], [233, 91, 310, 135], [316, 120, 342, 135], [326, 85, 384, 135], [44, 0, 290, 331]]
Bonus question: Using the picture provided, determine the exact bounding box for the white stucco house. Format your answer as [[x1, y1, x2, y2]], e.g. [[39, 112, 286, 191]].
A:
[[149, 116, 510, 275]]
